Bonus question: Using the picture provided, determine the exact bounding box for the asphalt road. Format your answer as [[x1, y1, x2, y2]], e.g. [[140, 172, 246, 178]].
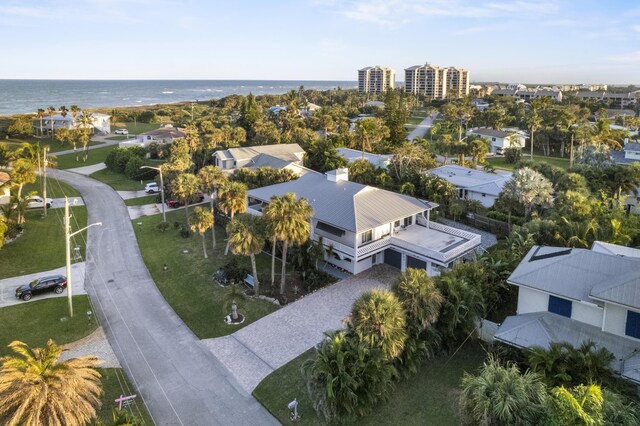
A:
[[49, 169, 278, 426]]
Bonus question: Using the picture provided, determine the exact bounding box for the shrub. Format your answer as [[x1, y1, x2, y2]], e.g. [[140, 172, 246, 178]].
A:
[[221, 258, 250, 284], [504, 147, 522, 164], [155, 221, 170, 233], [304, 269, 334, 293], [124, 156, 143, 179]]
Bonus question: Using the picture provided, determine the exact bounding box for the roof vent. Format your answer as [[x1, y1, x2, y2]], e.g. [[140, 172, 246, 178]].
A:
[[327, 168, 349, 183]]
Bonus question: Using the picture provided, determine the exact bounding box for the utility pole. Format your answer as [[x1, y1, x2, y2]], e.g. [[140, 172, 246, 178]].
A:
[[141, 165, 166, 222], [569, 132, 574, 169], [65, 197, 102, 318], [43, 146, 48, 217]]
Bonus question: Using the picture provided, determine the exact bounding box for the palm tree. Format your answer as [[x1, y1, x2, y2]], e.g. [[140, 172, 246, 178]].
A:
[[197, 165, 227, 248], [227, 213, 266, 295], [392, 268, 443, 330], [548, 385, 604, 425], [46, 106, 56, 141], [190, 207, 214, 258], [218, 181, 247, 255], [527, 102, 543, 159], [460, 356, 548, 426], [10, 158, 36, 224], [70, 105, 80, 126], [77, 112, 94, 161], [354, 117, 389, 159], [0, 339, 103, 426], [349, 289, 408, 360], [436, 273, 485, 344], [263, 193, 312, 294], [501, 167, 554, 218], [36, 108, 45, 137], [169, 173, 200, 224]]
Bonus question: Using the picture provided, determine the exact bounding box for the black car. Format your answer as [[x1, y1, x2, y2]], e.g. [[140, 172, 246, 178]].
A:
[[15, 275, 67, 301]]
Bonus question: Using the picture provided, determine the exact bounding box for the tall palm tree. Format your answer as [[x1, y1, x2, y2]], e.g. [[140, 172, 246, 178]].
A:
[[263, 193, 312, 294], [392, 268, 443, 330], [170, 172, 200, 224], [46, 106, 56, 141], [354, 118, 389, 159], [227, 213, 266, 295], [349, 289, 408, 360], [70, 104, 80, 126], [197, 165, 227, 248], [218, 181, 247, 255], [190, 206, 214, 258], [0, 339, 103, 426], [36, 108, 45, 137], [77, 112, 94, 161]]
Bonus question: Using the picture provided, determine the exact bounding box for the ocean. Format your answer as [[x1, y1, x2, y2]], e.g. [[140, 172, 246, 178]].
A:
[[0, 80, 356, 115]]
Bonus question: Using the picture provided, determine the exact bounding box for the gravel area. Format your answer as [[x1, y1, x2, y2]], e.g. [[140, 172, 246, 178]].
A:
[[59, 326, 121, 368], [440, 218, 498, 250], [201, 265, 400, 393]]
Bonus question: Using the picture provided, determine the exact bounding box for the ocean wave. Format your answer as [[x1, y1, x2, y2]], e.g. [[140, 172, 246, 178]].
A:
[[162, 91, 174, 94]]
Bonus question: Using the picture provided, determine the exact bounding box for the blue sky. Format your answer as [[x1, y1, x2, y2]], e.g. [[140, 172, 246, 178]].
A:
[[1, 0, 639, 83]]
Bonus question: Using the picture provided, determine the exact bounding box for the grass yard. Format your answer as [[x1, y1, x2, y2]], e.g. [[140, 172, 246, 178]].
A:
[[253, 341, 486, 425], [125, 194, 160, 206], [0, 296, 96, 356], [89, 169, 146, 191], [104, 135, 132, 141], [406, 116, 425, 126], [485, 155, 571, 171], [133, 210, 280, 339], [4, 136, 103, 153], [98, 368, 154, 425], [114, 122, 161, 135], [22, 176, 81, 198], [54, 144, 118, 170], [0, 206, 87, 279]]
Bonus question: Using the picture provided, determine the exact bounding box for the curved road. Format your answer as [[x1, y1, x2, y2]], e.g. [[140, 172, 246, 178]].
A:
[[49, 169, 278, 426]]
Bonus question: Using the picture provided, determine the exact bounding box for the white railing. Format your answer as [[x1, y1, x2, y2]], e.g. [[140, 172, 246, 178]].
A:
[[356, 236, 392, 257], [428, 221, 479, 240], [312, 235, 356, 257]]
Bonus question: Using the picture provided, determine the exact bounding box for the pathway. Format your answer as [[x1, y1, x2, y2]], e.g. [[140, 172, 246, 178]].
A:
[[67, 163, 107, 175], [48, 169, 278, 426], [202, 265, 399, 394], [407, 114, 437, 141], [0, 263, 85, 308], [60, 327, 121, 368]]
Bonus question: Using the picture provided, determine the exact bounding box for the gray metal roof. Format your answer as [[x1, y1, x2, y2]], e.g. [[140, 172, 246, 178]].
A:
[[592, 241, 640, 258], [610, 150, 637, 165], [223, 143, 304, 163], [469, 127, 513, 138], [509, 246, 640, 308], [429, 165, 511, 197], [248, 154, 291, 170], [625, 143, 640, 152], [248, 171, 437, 233]]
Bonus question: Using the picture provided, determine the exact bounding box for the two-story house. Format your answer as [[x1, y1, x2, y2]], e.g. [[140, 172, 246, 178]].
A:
[[213, 143, 305, 174], [467, 127, 526, 154], [246, 168, 481, 276], [428, 165, 511, 208], [495, 244, 640, 383], [41, 112, 111, 135]]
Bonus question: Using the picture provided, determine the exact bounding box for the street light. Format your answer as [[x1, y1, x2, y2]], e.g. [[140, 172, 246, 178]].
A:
[[141, 165, 166, 222], [64, 197, 102, 318]]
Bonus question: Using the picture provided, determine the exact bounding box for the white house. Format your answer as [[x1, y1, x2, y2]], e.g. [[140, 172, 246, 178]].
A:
[[494, 244, 640, 383], [336, 148, 393, 169], [246, 168, 481, 276], [0, 172, 10, 206], [468, 127, 526, 154], [41, 112, 111, 135], [428, 165, 511, 208], [119, 127, 186, 149], [213, 143, 305, 174]]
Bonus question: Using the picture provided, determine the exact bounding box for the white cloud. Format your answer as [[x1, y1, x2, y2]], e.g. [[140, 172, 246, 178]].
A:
[[0, 5, 45, 18], [632, 25, 640, 33], [453, 26, 491, 35], [608, 51, 640, 63]]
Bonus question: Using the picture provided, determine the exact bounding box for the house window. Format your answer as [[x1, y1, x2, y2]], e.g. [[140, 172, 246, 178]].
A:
[[361, 230, 372, 244], [403, 216, 413, 227], [548, 295, 572, 318], [491, 137, 496, 142], [394, 220, 400, 228], [625, 311, 640, 339]]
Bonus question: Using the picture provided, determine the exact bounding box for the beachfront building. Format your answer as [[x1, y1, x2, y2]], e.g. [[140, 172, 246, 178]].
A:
[[446, 67, 470, 98], [428, 165, 511, 208], [404, 63, 448, 99], [40, 112, 111, 135], [213, 143, 306, 174], [119, 127, 186, 149], [358, 66, 395, 93], [494, 244, 640, 383], [491, 88, 563, 102], [0, 172, 10, 206], [467, 127, 526, 154], [246, 168, 481, 276]]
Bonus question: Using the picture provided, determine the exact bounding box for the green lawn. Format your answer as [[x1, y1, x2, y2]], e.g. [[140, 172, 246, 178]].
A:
[[115, 122, 161, 135], [0, 206, 87, 279], [54, 144, 118, 170], [89, 169, 146, 191], [406, 116, 425, 125], [133, 210, 280, 339], [0, 296, 96, 356], [485, 155, 571, 171], [125, 194, 160, 206], [98, 368, 154, 425], [253, 342, 486, 425], [22, 176, 81, 198], [104, 135, 132, 141], [4, 136, 103, 153]]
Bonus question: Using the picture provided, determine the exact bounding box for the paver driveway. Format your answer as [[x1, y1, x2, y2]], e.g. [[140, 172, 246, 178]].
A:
[[202, 265, 400, 394]]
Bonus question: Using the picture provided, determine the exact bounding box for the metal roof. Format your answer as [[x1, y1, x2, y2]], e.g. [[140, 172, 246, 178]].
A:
[[248, 171, 437, 233], [221, 143, 304, 163], [429, 165, 511, 197], [469, 127, 514, 138], [592, 241, 640, 258]]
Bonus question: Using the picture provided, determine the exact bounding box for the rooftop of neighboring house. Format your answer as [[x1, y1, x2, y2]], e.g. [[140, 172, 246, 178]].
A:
[[591, 241, 640, 258], [508, 245, 640, 310], [428, 165, 511, 196], [468, 127, 514, 138], [248, 168, 437, 233], [492, 89, 518, 96], [363, 100, 385, 108], [624, 142, 640, 152], [0, 171, 10, 185], [216, 143, 304, 163], [575, 91, 605, 98], [46, 112, 110, 121], [336, 148, 393, 166], [535, 90, 561, 96], [140, 127, 186, 139]]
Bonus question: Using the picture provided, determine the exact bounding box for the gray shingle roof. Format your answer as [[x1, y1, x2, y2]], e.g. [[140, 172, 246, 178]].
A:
[[469, 127, 513, 138], [248, 172, 437, 233]]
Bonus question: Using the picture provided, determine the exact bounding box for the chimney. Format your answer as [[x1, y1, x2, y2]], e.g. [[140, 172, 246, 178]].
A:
[[326, 168, 349, 182]]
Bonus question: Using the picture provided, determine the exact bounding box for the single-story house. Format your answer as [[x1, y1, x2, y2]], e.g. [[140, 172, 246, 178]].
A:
[[428, 165, 511, 208], [336, 148, 393, 169], [0, 172, 10, 205], [494, 244, 640, 383], [467, 127, 526, 154], [213, 143, 306, 174], [40, 112, 111, 135], [611, 142, 640, 165], [363, 100, 385, 109], [119, 127, 186, 149], [246, 168, 481, 276]]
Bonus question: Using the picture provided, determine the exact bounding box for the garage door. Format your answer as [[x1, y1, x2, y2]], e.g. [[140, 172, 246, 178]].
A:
[[406, 256, 427, 270], [384, 249, 402, 269]]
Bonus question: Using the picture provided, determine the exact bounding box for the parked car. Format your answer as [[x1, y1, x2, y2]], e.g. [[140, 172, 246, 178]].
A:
[[145, 182, 160, 194], [166, 191, 204, 208], [15, 275, 67, 301], [26, 195, 53, 209], [114, 129, 129, 135]]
